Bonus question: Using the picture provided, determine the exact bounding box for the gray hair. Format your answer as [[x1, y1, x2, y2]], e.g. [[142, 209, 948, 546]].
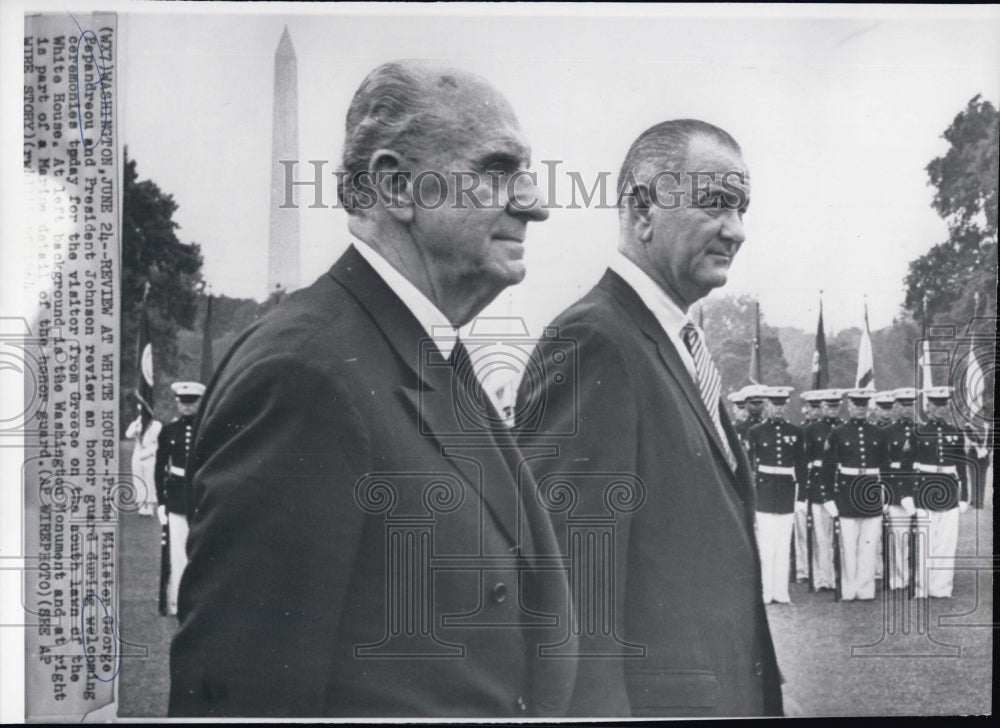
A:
[[616, 119, 741, 211], [338, 61, 460, 215]]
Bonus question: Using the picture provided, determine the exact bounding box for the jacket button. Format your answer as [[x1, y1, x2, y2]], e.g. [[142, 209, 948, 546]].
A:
[[754, 661, 764, 676], [492, 582, 507, 603], [516, 696, 527, 712]]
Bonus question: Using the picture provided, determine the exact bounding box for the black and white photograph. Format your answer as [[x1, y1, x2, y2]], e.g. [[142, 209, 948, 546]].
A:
[[2, 1, 996, 721]]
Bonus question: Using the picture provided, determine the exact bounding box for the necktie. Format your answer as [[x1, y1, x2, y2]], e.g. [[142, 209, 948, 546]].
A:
[[681, 322, 736, 471], [449, 338, 499, 428]]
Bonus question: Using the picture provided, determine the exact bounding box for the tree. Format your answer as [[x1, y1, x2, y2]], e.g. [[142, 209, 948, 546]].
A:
[[120, 151, 204, 431], [700, 294, 792, 398], [905, 95, 999, 325]]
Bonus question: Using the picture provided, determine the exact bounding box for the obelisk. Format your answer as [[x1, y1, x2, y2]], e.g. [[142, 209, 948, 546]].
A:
[[267, 26, 300, 295]]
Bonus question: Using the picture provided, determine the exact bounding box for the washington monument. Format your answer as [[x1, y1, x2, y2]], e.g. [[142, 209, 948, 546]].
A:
[[267, 26, 300, 295]]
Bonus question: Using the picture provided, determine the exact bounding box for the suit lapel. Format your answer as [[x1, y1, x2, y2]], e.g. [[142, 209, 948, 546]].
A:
[[597, 270, 739, 482], [328, 246, 523, 548]]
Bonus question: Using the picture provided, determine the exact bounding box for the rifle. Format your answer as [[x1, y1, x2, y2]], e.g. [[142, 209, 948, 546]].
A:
[[832, 515, 842, 602], [908, 512, 917, 599], [806, 496, 815, 592], [158, 522, 171, 616]]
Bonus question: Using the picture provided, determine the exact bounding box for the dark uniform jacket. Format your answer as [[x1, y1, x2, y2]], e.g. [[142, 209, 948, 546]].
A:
[[169, 246, 575, 718], [820, 417, 889, 519], [913, 418, 968, 511], [155, 415, 195, 515], [735, 414, 764, 452], [516, 269, 782, 718], [883, 417, 917, 506], [746, 418, 807, 514], [804, 417, 840, 503]]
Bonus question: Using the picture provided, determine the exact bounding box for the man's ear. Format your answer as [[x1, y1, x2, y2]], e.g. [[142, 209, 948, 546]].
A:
[[369, 149, 414, 223], [625, 183, 654, 244]]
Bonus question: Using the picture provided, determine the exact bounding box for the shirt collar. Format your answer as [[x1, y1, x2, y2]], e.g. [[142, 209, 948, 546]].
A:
[[353, 240, 458, 359], [610, 251, 693, 342]]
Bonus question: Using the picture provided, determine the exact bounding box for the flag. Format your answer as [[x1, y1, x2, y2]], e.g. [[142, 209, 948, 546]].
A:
[[920, 292, 933, 415], [135, 281, 155, 432], [748, 300, 761, 384], [199, 293, 214, 385], [811, 297, 829, 389], [855, 299, 874, 390]]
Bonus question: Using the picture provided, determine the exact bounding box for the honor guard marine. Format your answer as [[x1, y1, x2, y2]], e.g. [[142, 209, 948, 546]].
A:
[[155, 381, 205, 615], [728, 389, 748, 426], [820, 389, 889, 601], [747, 386, 807, 604], [735, 384, 768, 453], [882, 388, 919, 591], [873, 390, 896, 427], [912, 386, 968, 598]]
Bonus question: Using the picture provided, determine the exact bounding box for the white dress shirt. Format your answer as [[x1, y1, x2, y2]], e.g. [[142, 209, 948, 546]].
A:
[[609, 251, 699, 381], [353, 240, 458, 359]]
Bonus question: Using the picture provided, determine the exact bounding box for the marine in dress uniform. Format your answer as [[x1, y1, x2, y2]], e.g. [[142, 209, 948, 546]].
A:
[[820, 389, 889, 601], [872, 390, 897, 580], [882, 389, 919, 591], [803, 390, 844, 590], [736, 385, 768, 453], [792, 392, 824, 584], [728, 389, 748, 426], [747, 387, 807, 604], [155, 381, 205, 616], [912, 387, 969, 599], [873, 391, 896, 427]]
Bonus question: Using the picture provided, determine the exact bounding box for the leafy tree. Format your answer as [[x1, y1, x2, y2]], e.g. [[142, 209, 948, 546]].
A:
[[120, 152, 203, 431], [905, 95, 998, 325], [700, 294, 792, 398]]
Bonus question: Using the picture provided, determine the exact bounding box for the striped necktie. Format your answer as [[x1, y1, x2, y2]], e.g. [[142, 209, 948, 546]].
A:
[[681, 322, 736, 471]]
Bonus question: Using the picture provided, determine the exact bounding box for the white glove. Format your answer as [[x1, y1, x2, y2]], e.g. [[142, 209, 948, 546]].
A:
[[823, 500, 839, 518], [959, 501, 969, 513], [157, 505, 168, 526], [795, 500, 808, 515], [901, 496, 916, 516]]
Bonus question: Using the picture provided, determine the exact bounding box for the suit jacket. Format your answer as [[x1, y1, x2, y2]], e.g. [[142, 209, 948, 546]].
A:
[[169, 245, 575, 718], [516, 269, 782, 718]]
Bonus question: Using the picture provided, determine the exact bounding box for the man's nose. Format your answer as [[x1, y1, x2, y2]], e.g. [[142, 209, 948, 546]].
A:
[[720, 209, 745, 245], [507, 173, 550, 221]]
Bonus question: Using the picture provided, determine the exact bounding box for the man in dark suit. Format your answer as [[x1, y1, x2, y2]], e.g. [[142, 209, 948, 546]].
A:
[[169, 60, 573, 718], [516, 120, 783, 717]]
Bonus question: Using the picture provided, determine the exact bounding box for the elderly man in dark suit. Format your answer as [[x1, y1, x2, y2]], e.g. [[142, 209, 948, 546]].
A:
[[517, 119, 782, 717], [169, 60, 573, 718]]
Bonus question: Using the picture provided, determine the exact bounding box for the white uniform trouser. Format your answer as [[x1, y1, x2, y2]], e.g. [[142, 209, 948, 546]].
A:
[[167, 512, 189, 615], [885, 506, 912, 590], [913, 508, 959, 598], [756, 511, 794, 603], [793, 505, 809, 581], [839, 516, 881, 600], [874, 519, 884, 579], [810, 503, 836, 590]]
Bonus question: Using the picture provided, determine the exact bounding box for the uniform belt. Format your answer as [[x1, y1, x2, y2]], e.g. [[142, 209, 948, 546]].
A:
[[916, 463, 957, 475], [809, 460, 823, 468], [838, 466, 880, 476], [758, 464, 795, 476], [168, 464, 186, 477], [889, 462, 901, 469]]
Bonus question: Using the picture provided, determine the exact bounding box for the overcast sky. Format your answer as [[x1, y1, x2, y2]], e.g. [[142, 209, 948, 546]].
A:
[[114, 3, 1000, 335]]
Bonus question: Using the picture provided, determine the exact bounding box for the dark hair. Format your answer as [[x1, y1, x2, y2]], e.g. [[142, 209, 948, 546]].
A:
[[616, 119, 741, 208]]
